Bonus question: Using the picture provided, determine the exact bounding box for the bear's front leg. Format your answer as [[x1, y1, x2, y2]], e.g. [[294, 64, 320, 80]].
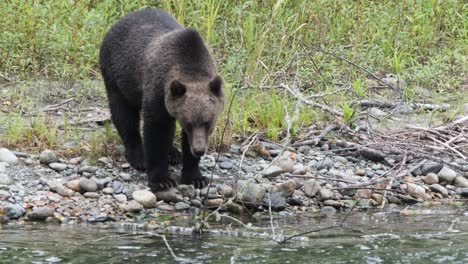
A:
[[143, 113, 176, 191], [181, 132, 208, 189]]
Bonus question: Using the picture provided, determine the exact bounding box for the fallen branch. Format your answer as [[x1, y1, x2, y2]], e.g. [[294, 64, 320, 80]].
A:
[[357, 99, 451, 111], [280, 83, 343, 117], [41, 98, 75, 112]]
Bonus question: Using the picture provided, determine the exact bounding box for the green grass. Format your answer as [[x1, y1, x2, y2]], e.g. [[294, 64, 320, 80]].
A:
[[0, 0, 467, 155]]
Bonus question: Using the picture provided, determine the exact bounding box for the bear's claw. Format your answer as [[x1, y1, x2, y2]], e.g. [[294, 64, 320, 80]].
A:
[[149, 178, 176, 192], [168, 146, 182, 165]]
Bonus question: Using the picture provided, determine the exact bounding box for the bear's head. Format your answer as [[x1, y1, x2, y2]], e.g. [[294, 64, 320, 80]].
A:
[[165, 75, 224, 158]]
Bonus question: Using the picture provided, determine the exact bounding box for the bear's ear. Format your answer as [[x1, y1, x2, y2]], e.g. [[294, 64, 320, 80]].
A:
[[209, 75, 223, 96], [170, 80, 186, 97]]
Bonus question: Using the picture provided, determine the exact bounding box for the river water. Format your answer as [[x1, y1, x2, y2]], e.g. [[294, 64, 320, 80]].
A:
[[1, 207, 467, 263]]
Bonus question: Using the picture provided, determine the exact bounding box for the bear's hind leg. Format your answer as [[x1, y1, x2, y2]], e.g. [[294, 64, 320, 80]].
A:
[[181, 132, 208, 189], [107, 89, 145, 170]]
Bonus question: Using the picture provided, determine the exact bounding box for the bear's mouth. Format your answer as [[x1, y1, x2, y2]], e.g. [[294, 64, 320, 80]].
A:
[[189, 127, 208, 158]]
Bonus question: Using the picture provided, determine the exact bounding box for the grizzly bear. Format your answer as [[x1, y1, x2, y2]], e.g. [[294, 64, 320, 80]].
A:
[[99, 9, 224, 191]]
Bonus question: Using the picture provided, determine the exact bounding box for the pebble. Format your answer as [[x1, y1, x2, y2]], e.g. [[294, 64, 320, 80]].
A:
[[5, 204, 25, 219], [286, 197, 303, 206], [83, 192, 100, 199], [112, 181, 125, 194], [236, 180, 266, 205], [120, 172, 131, 181], [272, 157, 294, 173], [422, 173, 439, 185], [177, 185, 196, 199], [320, 206, 337, 213], [175, 202, 191, 210], [314, 157, 333, 170], [49, 162, 67, 171], [292, 163, 307, 175], [50, 184, 74, 197], [102, 187, 114, 195], [303, 180, 320, 197], [126, 200, 143, 213], [263, 192, 286, 211], [66, 180, 81, 192], [28, 207, 54, 221], [262, 165, 283, 178], [132, 190, 157, 208], [0, 190, 11, 201], [93, 177, 112, 189], [155, 188, 184, 203], [454, 176, 468, 188], [207, 198, 223, 208], [0, 173, 13, 185], [371, 193, 385, 205], [457, 188, 468, 198], [157, 204, 175, 211], [317, 188, 334, 201], [0, 148, 18, 165], [437, 166, 457, 184], [429, 184, 448, 197], [356, 189, 372, 199], [114, 194, 127, 203], [79, 165, 98, 174], [276, 179, 296, 197], [323, 199, 342, 208], [39, 150, 58, 164], [402, 183, 426, 198], [416, 162, 443, 176], [79, 178, 98, 192], [217, 184, 234, 198], [219, 160, 234, 170]]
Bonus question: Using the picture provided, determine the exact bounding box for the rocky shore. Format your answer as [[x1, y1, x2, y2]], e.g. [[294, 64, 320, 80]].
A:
[[0, 138, 467, 225]]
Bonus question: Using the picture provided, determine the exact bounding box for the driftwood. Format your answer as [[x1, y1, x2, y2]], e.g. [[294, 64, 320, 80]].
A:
[[356, 99, 452, 111]]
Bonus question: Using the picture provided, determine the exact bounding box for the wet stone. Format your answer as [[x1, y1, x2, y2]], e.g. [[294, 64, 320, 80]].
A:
[[323, 199, 342, 208], [28, 207, 54, 221], [457, 188, 468, 198], [5, 204, 25, 219], [286, 197, 303, 206], [320, 206, 337, 214], [263, 192, 286, 211]]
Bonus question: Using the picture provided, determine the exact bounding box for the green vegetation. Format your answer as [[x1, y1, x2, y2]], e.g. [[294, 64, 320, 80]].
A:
[[0, 0, 466, 155]]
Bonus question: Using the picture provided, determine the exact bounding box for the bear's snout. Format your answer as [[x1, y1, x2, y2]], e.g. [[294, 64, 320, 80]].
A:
[[190, 128, 208, 158]]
